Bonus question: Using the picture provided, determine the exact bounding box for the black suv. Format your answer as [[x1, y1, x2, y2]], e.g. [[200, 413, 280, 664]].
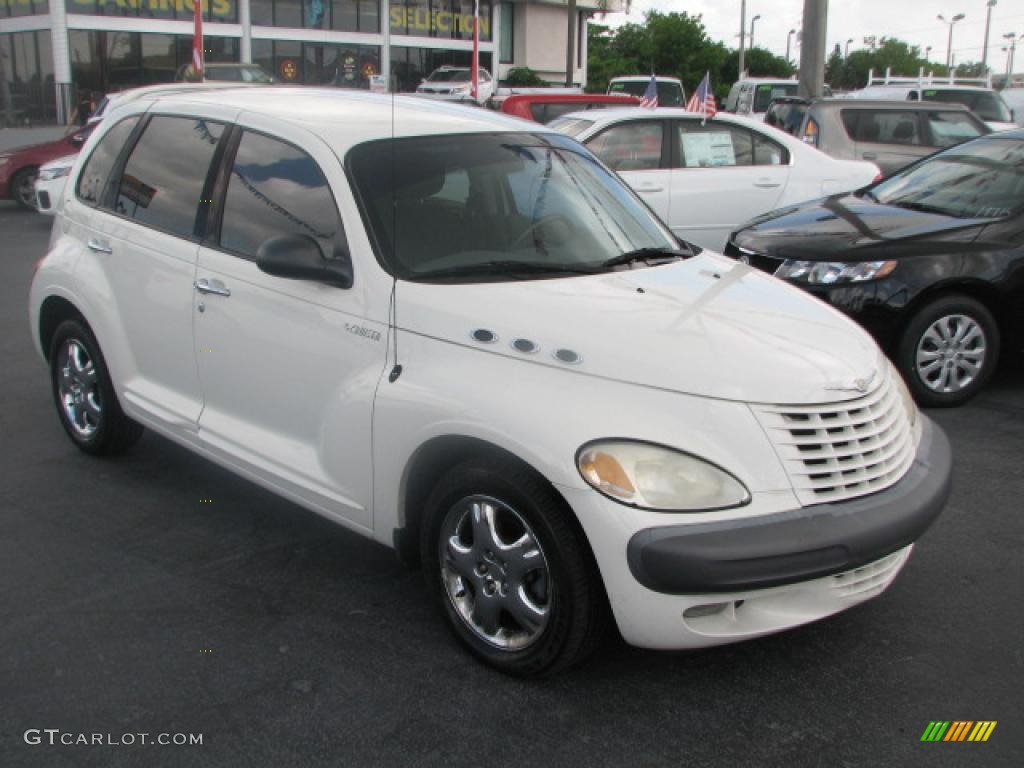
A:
[[727, 129, 1024, 406]]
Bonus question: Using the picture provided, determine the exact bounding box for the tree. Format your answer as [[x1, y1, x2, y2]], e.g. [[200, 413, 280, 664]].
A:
[[955, 61, 987, 78], [825, 45, 844, 87], [831, 37, 948, 90]]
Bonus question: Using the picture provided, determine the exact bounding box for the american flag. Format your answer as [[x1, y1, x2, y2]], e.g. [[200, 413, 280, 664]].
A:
[[686, 72, 717, 122], [639, 75, 658, 108]]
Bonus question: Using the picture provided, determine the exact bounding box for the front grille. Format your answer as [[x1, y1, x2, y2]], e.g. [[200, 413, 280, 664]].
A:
[[831, 547, 911, 599], [37, 190, 51, 210], [753, 369, 915, 506]]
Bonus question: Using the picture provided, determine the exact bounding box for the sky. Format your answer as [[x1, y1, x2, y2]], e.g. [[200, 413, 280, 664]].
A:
[[607, 0, 1024, 72]]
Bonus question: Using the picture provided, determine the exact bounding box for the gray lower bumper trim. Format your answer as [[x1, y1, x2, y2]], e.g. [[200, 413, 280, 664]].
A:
[[627, 415, 952, 594]]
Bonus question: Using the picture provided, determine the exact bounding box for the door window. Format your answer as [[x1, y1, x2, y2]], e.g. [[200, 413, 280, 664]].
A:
[[677, 123, 752, 168], [925, 111, 988, 148], [585, 121, 664, 172], [841, 110, 923, 146], [218, 131, 345, 262], [76, 116, 140, 205], [114, 116, 225, 238]]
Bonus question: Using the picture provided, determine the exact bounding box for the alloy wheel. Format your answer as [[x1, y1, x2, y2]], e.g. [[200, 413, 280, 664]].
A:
[[57, 339, 103, 438], [914, 314, 987, 394]]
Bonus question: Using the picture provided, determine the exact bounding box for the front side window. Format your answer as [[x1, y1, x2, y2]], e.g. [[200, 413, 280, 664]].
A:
[[869, 137, 1024, 219], [219, 131, 345, 261], [347, 132, 677, 281], [76, 116, 139, 205], [925, 111, 987, 148], [677, 123, 752, 168], [585, 121, 664, 172], [842, 110, 922, 146], [114, 116, 225, 238]]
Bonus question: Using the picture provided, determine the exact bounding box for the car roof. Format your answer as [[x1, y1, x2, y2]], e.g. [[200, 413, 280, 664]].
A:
[[556, 107, 759, 123], [610, 76, 682, 84], [131, 87, 549, 148], [503, 93, 638, 105], [811, 98, 973, 111]]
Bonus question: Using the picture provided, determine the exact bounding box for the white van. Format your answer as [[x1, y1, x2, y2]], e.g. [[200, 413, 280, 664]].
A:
[[30, 87, 950, 675], [725, 78, 807, 121]]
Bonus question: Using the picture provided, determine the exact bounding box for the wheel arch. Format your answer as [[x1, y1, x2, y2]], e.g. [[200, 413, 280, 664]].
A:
[[38, 295, 89, 361], [895, 278, 1004, 347]]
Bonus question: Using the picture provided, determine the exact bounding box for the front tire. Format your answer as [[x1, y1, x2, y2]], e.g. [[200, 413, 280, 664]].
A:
[[420, 456, 606, 676], [50, 319, 143, 455], [896, 295, 1000, 407], [11, 167, 39, 211]]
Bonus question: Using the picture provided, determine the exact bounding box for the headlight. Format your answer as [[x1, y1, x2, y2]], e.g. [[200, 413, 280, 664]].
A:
[[38, 166, 71, 181], [775, 259, 897, 284], [577, 440, 750, 511]]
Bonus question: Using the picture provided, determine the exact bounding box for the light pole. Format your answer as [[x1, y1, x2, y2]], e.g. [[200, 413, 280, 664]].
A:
[[1005, 33, 1019, 80], [845, 38, 853, 57], [938, 13, 965, 70], [750, 14, 762, 51], [739, 0, 747, 78], [925, 46, 933, 61], [982, 0, 997, 73], [787, 29, 797, 62]]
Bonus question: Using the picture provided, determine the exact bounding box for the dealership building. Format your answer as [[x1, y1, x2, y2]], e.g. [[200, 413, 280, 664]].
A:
[[0, 0, 622, 124]]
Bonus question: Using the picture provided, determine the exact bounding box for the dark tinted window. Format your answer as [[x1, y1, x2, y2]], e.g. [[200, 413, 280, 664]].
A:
[[609, 81, 684, 107], [76, 116, 139, 205], [219, 131, 344, 261], [115, 116, 224, 238], [765, 101, 807, 136], [925, 111, 988, 148], [922, 89, 1012, 123], [753, 83, 799, 112], [841, 110, 922, 145]]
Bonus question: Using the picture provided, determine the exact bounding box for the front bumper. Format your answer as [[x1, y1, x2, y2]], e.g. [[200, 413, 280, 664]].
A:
[[627, 416, 951, 594]]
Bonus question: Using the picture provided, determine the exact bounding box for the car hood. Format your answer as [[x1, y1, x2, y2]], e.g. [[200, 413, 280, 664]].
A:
[[732, 194, 988, 260], [397, 252, 882, 405], [41, 153, 78, 171]]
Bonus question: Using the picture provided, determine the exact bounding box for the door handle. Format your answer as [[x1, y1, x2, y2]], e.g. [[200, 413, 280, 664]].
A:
[[861, 152, 878, 160], [87, 239, 112, 254], [637, 186, 664, 193], [754, 181, 782, 188], [194, 278, 231, 297]]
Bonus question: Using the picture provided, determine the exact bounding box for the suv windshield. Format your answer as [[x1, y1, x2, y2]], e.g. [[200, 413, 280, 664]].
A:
[[427, 69, 471, 82], [869, 136, 1024, 219], [347, 132, 679, 282], [754, 83, 799, 112], [609, 81, 684, 107], [922, 89, 1012, 123]]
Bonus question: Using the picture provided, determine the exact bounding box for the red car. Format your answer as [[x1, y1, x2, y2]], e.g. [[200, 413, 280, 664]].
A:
[[0, 124, 94, 210], [497, 92, 640, 124]]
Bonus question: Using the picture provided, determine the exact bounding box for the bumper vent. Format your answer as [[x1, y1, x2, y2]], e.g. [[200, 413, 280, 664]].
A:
[[753, 369, 915, 506]]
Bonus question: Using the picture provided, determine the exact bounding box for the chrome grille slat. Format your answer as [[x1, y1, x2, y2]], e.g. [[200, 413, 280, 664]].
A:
[[754, 370, 915, 506]]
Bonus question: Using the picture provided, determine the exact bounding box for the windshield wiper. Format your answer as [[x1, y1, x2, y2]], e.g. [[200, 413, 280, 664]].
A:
[[601, 247, 686, 269], [417, 260, 601, 280]]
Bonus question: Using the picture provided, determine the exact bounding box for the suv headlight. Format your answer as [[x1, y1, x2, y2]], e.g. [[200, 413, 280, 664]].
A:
[[775, 259, 897, 284], [38, 166, 71, 181], [577, 440, 750, 511]]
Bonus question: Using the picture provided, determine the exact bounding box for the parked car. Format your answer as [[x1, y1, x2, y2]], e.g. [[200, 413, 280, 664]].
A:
[[724, 78, 831, 121], [791, 99, 990, 177], [726, 129, 1024, 407], [497, 92, 639, 124], [763, 96, 811, 136], [550, 107, 880, 251], [416, 65, 494, 103], [851, 73, 1016, 132], [34, 154, 77, 216], [0, 125, 93, 210], [607, 76, 685, 107], [31, 87, 950, 675], [175, 62, 275, 83]]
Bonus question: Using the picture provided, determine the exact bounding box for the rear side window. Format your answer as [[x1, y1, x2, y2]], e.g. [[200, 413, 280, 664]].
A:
[[585, 121, 664, 172], [76, 116, 140, 205], [218, 131, 344, 261], [925, 111, 987, 148], [115, 116, 225, 238], [841, 110, 922, 146]]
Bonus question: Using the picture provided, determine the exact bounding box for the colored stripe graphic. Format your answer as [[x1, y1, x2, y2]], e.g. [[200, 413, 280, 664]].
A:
[[968, 722, 997, 742], [920, 721, 996, 742], [944, 721, 972, 741], [921, 721, 950, 741]]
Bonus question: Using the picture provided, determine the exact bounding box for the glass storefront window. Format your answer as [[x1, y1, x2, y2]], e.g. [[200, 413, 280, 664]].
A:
[[390, 0, 492, 42], [1, 0, 49, 18], [499, 2, 512, 63], [64, 0, 238, 24], [389, 46, 492, 94], [247, 0, 378, 31], [253, 40, 379, 88], [0, 31, 55, 124]]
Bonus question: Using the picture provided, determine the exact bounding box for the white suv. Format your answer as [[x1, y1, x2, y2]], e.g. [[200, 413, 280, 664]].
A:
[[30, 87, 951, 676]]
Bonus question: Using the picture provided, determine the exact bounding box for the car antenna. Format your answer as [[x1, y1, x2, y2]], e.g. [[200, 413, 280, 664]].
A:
[[388, 88, 403, 384]]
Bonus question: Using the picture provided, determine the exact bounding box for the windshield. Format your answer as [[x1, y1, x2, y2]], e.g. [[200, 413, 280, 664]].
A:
[[347, 132, 679, 282], [922, 89, 1012, 123], [869, 136, 1024, 219], [609, 81, 684, 107], [754, 83, 799, 113], [427, 69, 471, 83]]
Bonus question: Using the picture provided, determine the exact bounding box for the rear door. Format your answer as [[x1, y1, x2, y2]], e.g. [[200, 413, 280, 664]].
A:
[[582, 119, 672, 224], [842, 108, 929, 176], [667, 119, 790, 250]]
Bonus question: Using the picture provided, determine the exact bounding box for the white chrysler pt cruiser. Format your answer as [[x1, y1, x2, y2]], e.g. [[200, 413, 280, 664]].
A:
[[29, 88, 951, 676]]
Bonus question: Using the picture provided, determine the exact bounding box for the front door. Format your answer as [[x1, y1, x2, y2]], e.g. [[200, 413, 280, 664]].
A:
[[193, 125, 388, 531], [582, 119, 672, 224]]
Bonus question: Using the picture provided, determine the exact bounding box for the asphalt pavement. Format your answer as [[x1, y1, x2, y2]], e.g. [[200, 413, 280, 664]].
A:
[[1, 201, 1021, 768]]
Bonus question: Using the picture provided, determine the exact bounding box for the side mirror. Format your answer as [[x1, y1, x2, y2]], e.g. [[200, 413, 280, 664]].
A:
[[256, 234, 353, 289]]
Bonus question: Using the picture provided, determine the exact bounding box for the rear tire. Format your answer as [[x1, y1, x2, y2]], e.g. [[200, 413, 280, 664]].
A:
[[896, 295, 1000, 407], [420, 456, 606, 676], [49, 319, 143, 455], [11, 167, 39, 211]]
